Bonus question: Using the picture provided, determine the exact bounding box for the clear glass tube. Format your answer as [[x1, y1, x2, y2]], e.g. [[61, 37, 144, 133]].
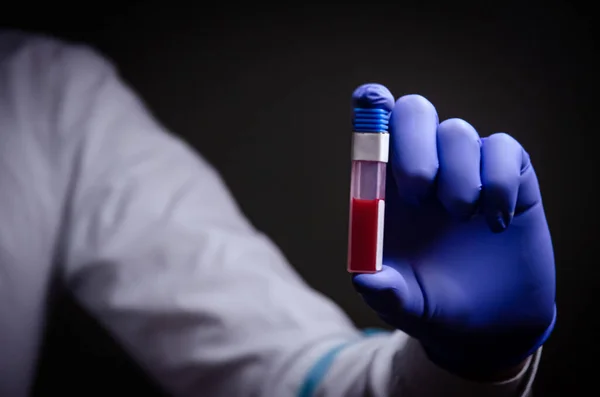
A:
[[350, 161, 386, 200], [347, 160, 386, 273]]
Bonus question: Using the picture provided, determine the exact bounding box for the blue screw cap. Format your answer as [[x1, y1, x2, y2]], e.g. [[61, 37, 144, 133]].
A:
[[352, 83, 394, 133]]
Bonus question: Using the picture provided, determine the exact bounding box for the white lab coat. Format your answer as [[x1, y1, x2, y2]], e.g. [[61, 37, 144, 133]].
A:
[[0, 30, 540, 397]]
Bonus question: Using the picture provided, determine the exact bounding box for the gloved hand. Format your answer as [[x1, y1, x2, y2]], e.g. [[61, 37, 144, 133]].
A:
[[351, 83, 556, 377]]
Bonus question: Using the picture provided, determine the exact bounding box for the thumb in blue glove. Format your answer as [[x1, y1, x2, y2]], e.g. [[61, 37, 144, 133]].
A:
[[351, 83, 556, 377]]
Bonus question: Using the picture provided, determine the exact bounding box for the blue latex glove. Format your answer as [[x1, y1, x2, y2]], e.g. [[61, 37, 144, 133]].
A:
[[352, 83, 556, 376]]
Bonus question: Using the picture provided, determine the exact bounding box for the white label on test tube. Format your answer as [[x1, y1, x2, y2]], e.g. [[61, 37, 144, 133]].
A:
[[375, 199, 385, 271]]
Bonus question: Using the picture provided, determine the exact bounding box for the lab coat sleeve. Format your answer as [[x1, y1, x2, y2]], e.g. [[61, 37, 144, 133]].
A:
[[25, 34, 540, 397]]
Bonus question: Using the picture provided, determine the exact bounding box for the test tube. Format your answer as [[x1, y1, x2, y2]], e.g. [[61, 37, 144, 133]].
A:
[[347, 106, 391, 273]]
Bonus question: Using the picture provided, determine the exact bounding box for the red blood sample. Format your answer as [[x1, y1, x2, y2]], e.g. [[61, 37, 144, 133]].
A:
[[348, 198, 384, 273]]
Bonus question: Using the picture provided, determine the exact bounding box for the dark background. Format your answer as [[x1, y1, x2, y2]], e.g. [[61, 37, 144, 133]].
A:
[[2, 2, 596, 396]]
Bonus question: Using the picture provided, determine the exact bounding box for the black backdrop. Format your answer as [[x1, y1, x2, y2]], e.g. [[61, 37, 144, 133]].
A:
[[2, 2, 596, 396]]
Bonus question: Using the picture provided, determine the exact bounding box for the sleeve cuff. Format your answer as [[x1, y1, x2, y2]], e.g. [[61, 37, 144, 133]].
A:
[[389, 335, 541, 397]]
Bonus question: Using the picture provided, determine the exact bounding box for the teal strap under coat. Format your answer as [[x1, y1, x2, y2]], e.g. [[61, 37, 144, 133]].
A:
[[297, 328, 390, 397]]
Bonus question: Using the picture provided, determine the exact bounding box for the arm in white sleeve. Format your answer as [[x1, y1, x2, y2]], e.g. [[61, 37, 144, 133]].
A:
[[25, 34, 539, 397]]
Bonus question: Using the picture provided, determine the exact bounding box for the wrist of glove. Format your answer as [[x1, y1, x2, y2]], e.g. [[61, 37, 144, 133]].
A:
[[418, 304, 556, 377]]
